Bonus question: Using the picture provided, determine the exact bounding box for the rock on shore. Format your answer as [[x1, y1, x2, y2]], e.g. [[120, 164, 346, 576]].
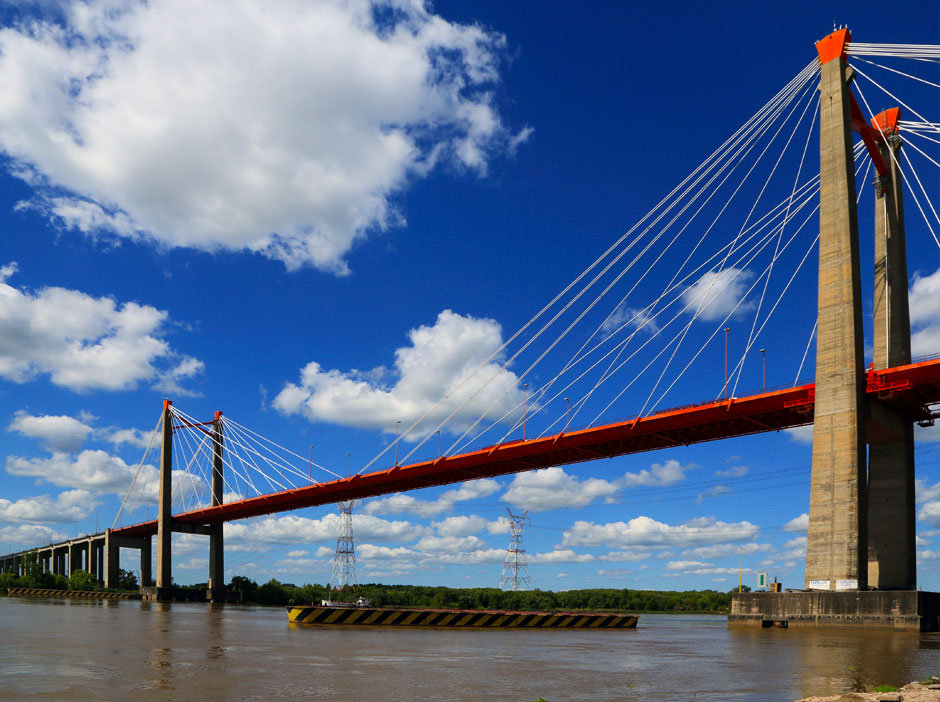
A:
[[797, 676, 940, 702]]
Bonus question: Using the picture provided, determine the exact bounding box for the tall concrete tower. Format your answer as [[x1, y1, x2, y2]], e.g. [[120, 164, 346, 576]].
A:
[[804, 28, 869, 592], [867, 108, 917, 590]]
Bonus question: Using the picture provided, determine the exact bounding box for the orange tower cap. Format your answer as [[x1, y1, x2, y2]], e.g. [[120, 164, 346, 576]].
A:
[[816, 28, 851, 64], [871, 107, 901, 135]]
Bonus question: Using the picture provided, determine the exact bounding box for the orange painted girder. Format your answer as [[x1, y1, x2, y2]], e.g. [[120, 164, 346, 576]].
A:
[[112, 359, 940, 538]]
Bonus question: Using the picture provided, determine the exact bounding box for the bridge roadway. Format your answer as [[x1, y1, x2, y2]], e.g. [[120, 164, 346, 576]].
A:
[[109, 358, 940, 538]]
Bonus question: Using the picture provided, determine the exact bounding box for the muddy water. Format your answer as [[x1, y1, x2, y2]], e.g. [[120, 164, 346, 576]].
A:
[[0, 597, 937, 701]]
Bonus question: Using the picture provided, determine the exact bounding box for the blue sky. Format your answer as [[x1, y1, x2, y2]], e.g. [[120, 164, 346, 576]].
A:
[[0, 0, 938, 592]]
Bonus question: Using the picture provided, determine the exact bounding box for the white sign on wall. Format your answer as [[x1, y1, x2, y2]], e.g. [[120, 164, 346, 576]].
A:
[[835, 579, 858, 591], [808, 580, 830, 590]]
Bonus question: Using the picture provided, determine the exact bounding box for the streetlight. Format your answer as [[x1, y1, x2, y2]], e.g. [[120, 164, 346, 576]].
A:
[[523, 383, 529, 440], [308, 445, 314, 483], [564, 397, 570, 432], [436, 430, 441, 459], [346, 453, 351, 479], [724, 327, 731, 400], [395, 421, 401, 466], [760, 349, 766, 392]]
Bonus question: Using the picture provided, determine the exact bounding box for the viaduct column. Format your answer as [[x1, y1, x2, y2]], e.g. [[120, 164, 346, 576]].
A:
[[156, 400, 174, 589], [208, 411, 224, 598], [867, 108, 916, 590], [804, 29, 868, 591]]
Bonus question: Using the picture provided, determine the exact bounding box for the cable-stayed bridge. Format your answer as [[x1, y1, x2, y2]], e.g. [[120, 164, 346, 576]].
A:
[[113, 360, 938, 535], [2, 31, 939, 627]]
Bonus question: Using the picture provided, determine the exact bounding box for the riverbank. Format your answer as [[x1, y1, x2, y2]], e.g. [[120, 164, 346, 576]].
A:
[[797, 676, 940, 702]]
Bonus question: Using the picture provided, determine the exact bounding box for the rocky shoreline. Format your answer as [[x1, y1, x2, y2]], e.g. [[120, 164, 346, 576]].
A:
[[797, 676, 940, 702]]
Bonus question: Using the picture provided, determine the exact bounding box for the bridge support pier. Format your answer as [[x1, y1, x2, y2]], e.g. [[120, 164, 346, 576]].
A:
[[104, 533, 119, 588], [68, 542, 82, 577], [87, 539, 99, 582], [140, 404, 237, 602], [804, 28, 868, 593], [207, 412, 225, 601], [730, 29, 937, 631], [156, 401, 174, 589], [867, 123, 916, 590]]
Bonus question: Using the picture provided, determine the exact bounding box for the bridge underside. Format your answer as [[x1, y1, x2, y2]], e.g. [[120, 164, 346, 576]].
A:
[[112, 359, 940, 538]]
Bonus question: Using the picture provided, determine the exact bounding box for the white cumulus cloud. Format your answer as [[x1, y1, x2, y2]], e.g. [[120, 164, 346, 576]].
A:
[[414, 534, 484, 553], [0, 263, 200, 392], [623, 459, 694, 487], [909, 267, 940, 358], [919, 501, 940, 529], [363, 479, 500, 518], [0, 523, 66, 547], [224, 513, 428, 547], [680, 542, 771, 560], [784, 426, 813, 444], [681, 267, 756, 321], [782, 513, 808, 532], [530, 548, 595, 564], [561, 515, 759, 549], [274, 310, 524, 435], [0, 489, 98, 524], [5, 449, 201, 504], [0, 0, 529, 273], [431, 514, 502, 537], [501, 461, 695, 512], [501, 466, 619, 512], [7, 449, 143, 493], [8, 411, 93, 452], [917, 479, 940, 503]]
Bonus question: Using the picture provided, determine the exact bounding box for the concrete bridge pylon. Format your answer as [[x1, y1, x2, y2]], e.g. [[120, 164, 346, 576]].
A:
[[732, 29, 937, 630], [867, 109, 916, 591], [149, 401, 232, 602]]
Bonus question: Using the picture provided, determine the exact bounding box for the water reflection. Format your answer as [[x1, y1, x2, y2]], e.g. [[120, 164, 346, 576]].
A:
[[728, 625, 940, 697]]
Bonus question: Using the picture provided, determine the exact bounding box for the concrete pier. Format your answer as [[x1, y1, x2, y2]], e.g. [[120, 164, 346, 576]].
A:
[[156, 401, 174, 589], [867, 118, 916, 590], [730, 591, 939, 631], [208, 413, 225, 601], [729, 31, 936, 631]]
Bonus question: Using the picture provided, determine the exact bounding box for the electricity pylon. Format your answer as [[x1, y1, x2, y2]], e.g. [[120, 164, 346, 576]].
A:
[[499, 508, 531, 591]]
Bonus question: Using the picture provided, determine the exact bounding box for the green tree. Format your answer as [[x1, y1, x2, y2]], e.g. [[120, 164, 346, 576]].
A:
[[117, 568, 138, 590], [68, 570, 98, 591], [230, 575, 259, 600], [0, 572, 20, 593]]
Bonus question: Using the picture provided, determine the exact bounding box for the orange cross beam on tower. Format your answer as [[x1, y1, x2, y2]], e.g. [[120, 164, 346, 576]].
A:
[[816, 28, 890, 178]]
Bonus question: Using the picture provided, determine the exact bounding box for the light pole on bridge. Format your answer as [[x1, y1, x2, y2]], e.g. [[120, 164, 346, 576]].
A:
[[523, 383, 528, 440], [723, 327, 731, 401], [760, 349, 766, 392], [395, 420, 401, 466]]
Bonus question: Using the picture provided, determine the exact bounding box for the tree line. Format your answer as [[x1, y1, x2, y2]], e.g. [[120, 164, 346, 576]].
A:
[[227, 576, 739, 612], [0, 554, 743, 612], [0, 552, 138, 593]]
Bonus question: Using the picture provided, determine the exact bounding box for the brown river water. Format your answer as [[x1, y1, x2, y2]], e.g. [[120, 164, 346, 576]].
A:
[[0, 597, 937, 701]]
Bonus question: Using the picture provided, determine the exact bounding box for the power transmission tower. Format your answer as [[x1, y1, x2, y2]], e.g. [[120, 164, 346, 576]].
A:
[[499, 508, 531, 591], [329, 500, 358, 594]]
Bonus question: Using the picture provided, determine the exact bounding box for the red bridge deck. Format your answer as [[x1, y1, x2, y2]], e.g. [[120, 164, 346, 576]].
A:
[[113, 359, 940, 537]]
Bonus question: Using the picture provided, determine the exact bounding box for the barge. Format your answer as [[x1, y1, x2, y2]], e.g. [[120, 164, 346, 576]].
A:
[[287, 600, 638, 628]]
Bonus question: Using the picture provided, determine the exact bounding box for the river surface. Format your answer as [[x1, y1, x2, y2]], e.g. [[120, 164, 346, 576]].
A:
[[0, 597, 937, 701]]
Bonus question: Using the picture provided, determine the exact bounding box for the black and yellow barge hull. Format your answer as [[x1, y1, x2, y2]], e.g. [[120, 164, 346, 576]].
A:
[[287, 605, 638, 628]]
